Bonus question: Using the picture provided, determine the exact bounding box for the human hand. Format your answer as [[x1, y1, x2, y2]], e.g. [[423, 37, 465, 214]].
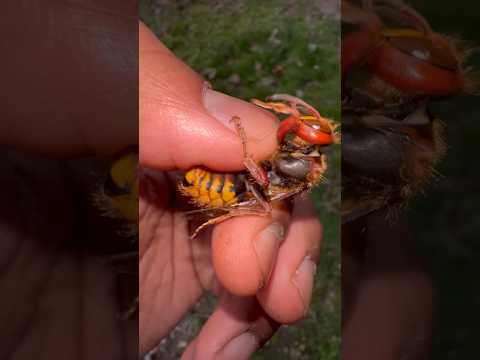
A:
[[341, 211, 434, 360], [139, 22, 323, 358]]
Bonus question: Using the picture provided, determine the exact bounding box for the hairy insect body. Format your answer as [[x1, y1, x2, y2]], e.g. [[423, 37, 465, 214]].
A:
[[265, 150, 326, 195], [180, 168, 249, 208]]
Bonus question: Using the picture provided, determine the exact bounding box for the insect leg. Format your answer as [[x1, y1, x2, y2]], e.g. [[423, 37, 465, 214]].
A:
[[191, 208, 270, 239], [245, 180, 271, 212], [230, 116, 269, 187]]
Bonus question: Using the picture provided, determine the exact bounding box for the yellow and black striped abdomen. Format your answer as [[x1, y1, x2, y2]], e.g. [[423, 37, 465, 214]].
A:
[[180, 167, 247, 208]]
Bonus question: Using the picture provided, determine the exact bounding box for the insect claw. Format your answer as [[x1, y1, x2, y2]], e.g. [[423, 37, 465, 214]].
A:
[[251, 98, 300, 116]]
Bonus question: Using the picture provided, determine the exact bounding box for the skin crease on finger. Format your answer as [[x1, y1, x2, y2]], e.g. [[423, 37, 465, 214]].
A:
[[139, 22, 279, 172]]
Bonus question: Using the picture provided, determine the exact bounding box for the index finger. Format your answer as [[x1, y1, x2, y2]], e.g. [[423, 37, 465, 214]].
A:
[[139, 22, 279, 172]]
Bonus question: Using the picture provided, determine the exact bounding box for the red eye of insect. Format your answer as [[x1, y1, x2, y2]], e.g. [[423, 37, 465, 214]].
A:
[[367, 38, 464, 96], [277, 116, 334, 145], [386, 34, 459, 71]]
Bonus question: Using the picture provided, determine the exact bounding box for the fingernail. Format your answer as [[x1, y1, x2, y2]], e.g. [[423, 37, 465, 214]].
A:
[[297, 255, 317, 277], [203, 87, 277, 137], [254, 222, 285, 287], [203, 88, 239, 129], [220, 332, 259, 359], [294, 256, 317, 317]]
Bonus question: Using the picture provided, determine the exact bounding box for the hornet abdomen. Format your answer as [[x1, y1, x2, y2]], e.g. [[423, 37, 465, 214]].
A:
[[180, 168, 248, 208]]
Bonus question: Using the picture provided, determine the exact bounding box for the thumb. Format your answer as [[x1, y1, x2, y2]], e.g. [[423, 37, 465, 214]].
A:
[[139, 22, 278, 172]]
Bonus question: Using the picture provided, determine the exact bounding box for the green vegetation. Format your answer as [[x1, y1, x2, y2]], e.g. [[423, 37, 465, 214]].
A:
[[140, 0, 340, 358]]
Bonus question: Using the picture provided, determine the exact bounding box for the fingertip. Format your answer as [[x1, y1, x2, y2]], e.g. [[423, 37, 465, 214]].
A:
[[257, 256, 316, 324], [182, 295, 277, 360], [211, 213, 287, 296], [257, 197, 323, 323], [218, 332, 258, 360], [211, 216, 274, 296]]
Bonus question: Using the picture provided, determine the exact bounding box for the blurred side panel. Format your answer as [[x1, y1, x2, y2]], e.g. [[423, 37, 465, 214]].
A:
[[0, 1, 138, 359], [341, 0, 478, 358]]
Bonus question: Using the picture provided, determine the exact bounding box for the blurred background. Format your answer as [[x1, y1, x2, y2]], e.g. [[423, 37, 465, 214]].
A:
[[407, 0, 480, 358], [140, 0, 341, 359]]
